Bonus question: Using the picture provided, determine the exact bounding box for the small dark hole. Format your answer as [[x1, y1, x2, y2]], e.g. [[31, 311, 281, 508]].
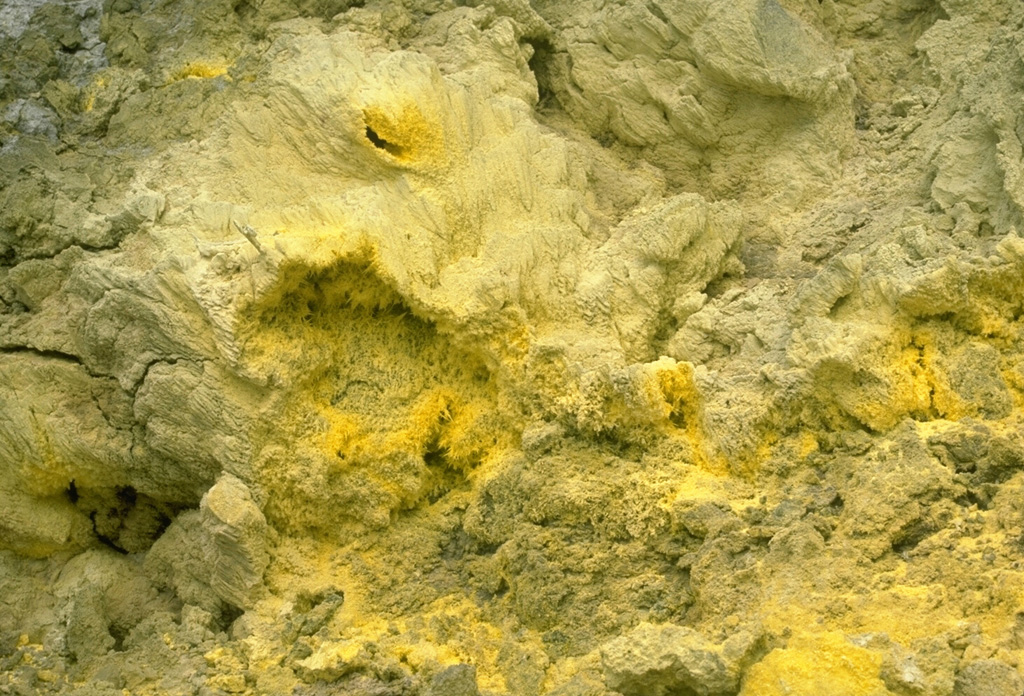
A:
[[217, 604, 245, 631], [116, 485, 137, 506], [365, 126, 403, 156], [365, 126, 387, 148], [66, 480, 79, 504], [424, 446, 446, 469], [153, 512, 172, 539], [109, 625, 128, 652], [669, 408, 687, 429], [526, 38, 558, 109], [828, 493, 844, 514], [891, 520, 935, 556]]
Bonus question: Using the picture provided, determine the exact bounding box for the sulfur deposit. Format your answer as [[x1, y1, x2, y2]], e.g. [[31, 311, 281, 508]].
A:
[[2, 0, 1024, 693]]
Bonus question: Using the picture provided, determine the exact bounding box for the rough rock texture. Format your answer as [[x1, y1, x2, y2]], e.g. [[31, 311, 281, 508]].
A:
[[600, 621, 763, 695], [2, 0, 1024, 694]]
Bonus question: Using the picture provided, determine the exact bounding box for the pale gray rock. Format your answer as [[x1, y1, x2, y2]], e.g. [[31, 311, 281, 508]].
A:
[[0, 0, 51, 40], [3, 99, 59, 140]]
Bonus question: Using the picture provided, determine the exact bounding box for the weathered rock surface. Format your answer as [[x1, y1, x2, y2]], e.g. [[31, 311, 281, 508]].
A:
[[600, 621, 763, 695], [2, 0, 1024, 694]]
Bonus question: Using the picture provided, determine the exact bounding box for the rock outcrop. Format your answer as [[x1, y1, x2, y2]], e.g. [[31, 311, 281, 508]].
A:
[[2, 0, 1024, 693]]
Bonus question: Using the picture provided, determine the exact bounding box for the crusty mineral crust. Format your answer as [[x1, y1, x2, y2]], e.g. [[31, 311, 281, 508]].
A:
[[1, 0, 1024, 694]]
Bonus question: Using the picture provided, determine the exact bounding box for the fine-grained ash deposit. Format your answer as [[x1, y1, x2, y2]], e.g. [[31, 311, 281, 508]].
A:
[[2, 0, 1024, 694]]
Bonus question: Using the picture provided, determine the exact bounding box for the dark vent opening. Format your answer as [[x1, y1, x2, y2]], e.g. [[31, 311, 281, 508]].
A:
[[365, 126, 404, 156]]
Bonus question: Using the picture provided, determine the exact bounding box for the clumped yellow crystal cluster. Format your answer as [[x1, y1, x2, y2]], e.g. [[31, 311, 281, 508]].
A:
[[1, 0, 1024, 694]]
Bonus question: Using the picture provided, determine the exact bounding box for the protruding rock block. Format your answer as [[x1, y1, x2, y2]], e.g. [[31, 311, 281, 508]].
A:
[[601, 622, 762, 695], [200, 473, 268, 610]]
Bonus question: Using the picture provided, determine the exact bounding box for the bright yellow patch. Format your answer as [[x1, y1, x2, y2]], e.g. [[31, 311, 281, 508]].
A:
[[843, 583, 957, 645], [797, 430, 819, 458], [239, 257, 517, 536], [806, 326, 962, 432], [657, 360, 701, 430], [910, 328, 966, 419], [362, 102, 446, 168], [741, 632, 889, 696], [169, 61, 231, 82]]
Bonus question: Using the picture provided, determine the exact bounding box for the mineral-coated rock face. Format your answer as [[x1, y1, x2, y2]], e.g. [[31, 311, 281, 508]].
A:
[[2, 0, 1024, 694], [600, 621, 763, 695]]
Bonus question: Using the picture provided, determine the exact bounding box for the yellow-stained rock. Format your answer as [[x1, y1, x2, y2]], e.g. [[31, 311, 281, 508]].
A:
[[740, 633, 890, 696], [2, 0, 1024, 695]]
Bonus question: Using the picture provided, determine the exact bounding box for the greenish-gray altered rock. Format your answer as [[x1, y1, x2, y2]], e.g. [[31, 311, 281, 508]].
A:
[[600, 622, 759, 696], [2, 0, 1024, 694], [954, 660, 1024, 696]]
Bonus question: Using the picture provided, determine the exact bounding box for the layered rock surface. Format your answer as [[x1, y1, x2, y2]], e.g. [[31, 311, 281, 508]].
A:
[[1, 0, 1024, 694]]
